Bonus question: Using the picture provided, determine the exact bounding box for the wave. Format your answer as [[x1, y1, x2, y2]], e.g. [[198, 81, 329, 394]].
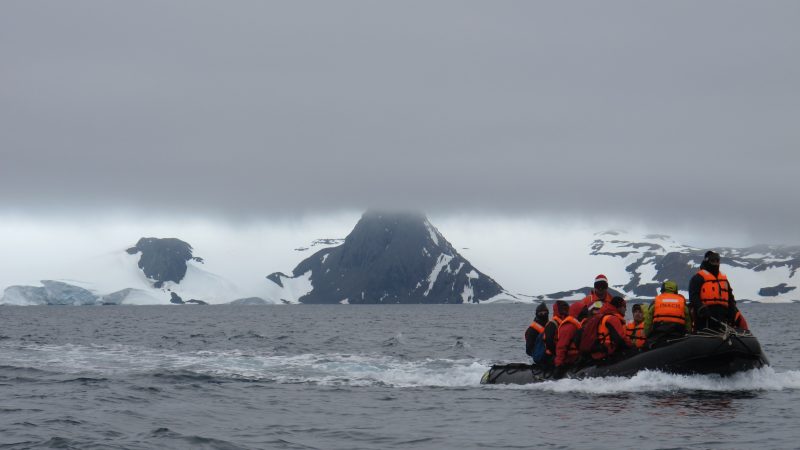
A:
[[490, 366, 800, 394], [2, 342, 799, 391]]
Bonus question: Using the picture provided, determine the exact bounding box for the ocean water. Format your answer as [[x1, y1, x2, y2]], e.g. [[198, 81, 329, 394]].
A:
[[1, 303, 799, 449]]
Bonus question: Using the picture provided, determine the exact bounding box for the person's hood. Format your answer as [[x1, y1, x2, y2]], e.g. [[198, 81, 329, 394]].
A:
[[701, 261, 720, 276], [599, 303, 620, 317], [568, 301, 585, 319], [552, 301, 568, 319]]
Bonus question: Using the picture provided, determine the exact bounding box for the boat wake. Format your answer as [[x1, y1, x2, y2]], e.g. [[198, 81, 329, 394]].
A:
[[488, 366, 800, 394], [3, 342, 798, 391], [0, 342, 486, 387]]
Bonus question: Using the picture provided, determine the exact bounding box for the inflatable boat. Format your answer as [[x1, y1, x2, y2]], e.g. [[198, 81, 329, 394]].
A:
[[481, 327, 769, 385]]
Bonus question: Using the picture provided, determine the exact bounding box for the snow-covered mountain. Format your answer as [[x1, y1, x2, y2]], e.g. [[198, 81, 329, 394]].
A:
[[2, 223, 797, 306], [266, 211, 514, 304], [539, 231, 800, 303], [1, 237, 247, 306]]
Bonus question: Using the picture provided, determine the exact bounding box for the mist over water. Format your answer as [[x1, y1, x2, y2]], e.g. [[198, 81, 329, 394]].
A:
[[1, 303, 799, 449]]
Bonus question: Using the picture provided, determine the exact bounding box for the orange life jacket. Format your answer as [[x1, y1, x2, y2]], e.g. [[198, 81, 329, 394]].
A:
[[598, 315, 614, 347], [625, 321, 646, 348], [558, 316, 583, 360], [526, 321, 545, 337], [698, 269, 730, 308], [593, 313, 624, 358], [733, 311, 750, 330], [653, 293, 687, 326], [543, 317, 563, 356]]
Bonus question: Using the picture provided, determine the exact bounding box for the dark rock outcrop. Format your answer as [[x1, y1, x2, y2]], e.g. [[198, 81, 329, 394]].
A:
[[170, 292, 185, 304], [168, 291, 206, 305], [267, 211, 507, 304], [758, 283, 796, 297], [266, 272, 287, 288], [185, 299, 208, 305], [127, 238, 202, 288]]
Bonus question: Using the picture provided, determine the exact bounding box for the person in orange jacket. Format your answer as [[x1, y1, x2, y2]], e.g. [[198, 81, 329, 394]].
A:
[[591, 296, 632, 363], [553, 302, 588, 378], [626, 304, 646, 350], [689, 251, 737, 331], [581, 274, 613, 308], [647, 280, 689, 348]]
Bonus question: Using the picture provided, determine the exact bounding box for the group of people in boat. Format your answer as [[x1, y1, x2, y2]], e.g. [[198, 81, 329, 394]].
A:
[[524, 250, 750, 379]]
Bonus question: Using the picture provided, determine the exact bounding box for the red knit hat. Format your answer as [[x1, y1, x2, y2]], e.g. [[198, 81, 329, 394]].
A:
[[594, 274, 609, 288]]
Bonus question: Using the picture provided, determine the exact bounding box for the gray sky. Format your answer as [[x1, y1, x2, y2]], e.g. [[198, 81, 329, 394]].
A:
[[2, 1, 799, 242]]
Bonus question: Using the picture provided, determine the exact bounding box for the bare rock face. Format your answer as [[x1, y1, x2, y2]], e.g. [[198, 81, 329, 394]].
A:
[[127, 238, 203, 288], [267, 211, 506, 304], [759, 283, 796, 297]]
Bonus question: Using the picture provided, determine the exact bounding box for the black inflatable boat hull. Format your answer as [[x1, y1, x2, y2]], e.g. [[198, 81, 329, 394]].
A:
[[481, 333, 769, 385]]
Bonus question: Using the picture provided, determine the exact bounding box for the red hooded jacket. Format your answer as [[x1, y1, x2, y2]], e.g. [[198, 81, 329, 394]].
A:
[[543, 301, 568, 358], [555, 302, 585, 367]]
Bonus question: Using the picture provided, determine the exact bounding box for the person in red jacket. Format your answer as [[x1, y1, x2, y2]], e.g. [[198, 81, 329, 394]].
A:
[[553, 302, 588, 378], [581, 274, 613, 308], [538, 300, 569, 369], [591, 296, 632, 363]]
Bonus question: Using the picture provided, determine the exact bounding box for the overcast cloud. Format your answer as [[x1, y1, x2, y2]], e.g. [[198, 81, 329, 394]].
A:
[[2, 1, 799, 242]]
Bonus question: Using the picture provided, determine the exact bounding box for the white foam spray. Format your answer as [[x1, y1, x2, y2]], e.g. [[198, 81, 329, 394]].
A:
[[4, 342, 799, 392]]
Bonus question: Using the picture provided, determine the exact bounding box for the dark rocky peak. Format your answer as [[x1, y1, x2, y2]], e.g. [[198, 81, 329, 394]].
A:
[[268, 211, 507, 304], [127, 237, 203, 288], [337, 210, 452, 269]]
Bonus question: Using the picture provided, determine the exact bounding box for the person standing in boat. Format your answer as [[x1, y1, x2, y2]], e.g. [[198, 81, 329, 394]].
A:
[[689, 251, 737, 331], [524, 302, 549, 359], [581, 274, 613, 308], [626, 304, 646, 350], [645, 280, 691, 348]]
